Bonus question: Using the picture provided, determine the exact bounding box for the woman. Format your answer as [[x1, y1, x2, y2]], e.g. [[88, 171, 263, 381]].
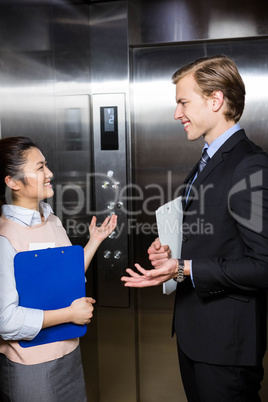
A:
[[0, 136, 117, 401]]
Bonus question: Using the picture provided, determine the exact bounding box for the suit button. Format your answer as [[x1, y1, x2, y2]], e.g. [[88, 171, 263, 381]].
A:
[[182, 235, 187, 243]]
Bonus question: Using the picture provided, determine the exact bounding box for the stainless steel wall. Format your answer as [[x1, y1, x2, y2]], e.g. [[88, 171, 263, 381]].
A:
[[128, 1, 268, 401], [0, 2, 137, 401], [0, 2, 99, 400], [1, 1, 268, 401], [128, 0, 268, 44]]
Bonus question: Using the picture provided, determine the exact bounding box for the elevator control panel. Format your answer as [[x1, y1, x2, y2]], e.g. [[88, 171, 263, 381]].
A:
[[92, 93, 129, 307]]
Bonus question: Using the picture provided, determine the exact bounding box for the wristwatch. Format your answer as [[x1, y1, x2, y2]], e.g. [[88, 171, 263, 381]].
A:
[[174, 259, 186, 283]]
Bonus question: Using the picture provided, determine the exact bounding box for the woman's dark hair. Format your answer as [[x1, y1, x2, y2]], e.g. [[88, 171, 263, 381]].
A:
[[0, 136, 38, 213]]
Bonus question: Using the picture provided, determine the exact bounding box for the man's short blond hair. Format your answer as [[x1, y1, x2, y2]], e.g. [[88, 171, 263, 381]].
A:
[[172, 55, 245, 123]]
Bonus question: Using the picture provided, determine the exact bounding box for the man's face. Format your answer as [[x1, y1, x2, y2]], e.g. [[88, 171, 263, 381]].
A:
[[174, 73, 215, 143]]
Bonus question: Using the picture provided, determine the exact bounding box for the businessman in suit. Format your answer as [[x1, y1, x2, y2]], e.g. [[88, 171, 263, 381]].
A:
[[121, 55, 268, 401]]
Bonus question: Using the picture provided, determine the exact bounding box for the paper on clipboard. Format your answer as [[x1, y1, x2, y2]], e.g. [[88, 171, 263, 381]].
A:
[[155, 196, 183, 295]]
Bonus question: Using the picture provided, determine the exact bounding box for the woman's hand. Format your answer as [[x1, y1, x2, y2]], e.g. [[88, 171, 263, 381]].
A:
[[42, 297, 96, 328], [68, 297, 96, 325], [89, 215, 117, 244], [84, 215, 117, 272]]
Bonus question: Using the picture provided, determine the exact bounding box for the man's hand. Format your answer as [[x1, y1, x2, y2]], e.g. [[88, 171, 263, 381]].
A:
[[148, 238, 171, 268], [121, 259, 178, 288]]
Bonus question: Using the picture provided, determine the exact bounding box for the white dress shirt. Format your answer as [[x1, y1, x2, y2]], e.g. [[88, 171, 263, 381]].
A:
[[0, 202, 53, 341]]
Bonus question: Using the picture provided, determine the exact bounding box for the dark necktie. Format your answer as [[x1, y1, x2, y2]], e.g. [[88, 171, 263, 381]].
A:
[[198, 148, 210, 174], [185, 148, 210, 201]]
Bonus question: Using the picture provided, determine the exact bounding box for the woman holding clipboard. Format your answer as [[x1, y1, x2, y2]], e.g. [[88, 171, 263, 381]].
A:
[[0, 137, 117, 401]]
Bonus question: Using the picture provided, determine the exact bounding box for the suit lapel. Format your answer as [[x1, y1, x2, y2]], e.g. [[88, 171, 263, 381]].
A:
[[182, 129, 247, 210]]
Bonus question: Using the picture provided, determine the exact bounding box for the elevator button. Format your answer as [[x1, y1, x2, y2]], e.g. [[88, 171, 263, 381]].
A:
[[109, 231, 116, 239], [107, 170, 114, 177], [107, 201, 115, 210], [103, 250, 111, 259], [102, 181, 110, 189], [112, 181, 120, 189], [114, 250, 122, 259], [116, 201, 123, 209]]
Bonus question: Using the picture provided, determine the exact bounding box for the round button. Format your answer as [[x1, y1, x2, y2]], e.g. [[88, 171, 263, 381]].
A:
[[102, 181, 110, 189], [104, 250, 111, 259], [112, 181, 120, 189], [109, 231, 116, 239], [114, 250, 122, 259], [107, 202, 115, 210]]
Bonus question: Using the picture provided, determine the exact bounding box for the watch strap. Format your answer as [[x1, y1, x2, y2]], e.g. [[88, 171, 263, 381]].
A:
[[173, 259, 186, 283]]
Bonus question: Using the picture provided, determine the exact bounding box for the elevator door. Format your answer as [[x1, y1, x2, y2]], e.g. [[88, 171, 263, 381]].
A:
[[131, 37, 268, 402]]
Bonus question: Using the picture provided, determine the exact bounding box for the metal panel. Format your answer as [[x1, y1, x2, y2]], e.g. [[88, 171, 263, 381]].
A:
[[128, 0, 268, 45], [0, 4, 50, 51], [90, 1, 129, 94], [55, 94, 92, 246], [2, 1, 268, 401], [92, 92, 129, 307], [89, 6, 138, 402], [0, 4, 99, 401], [131, 37, 268, 402]]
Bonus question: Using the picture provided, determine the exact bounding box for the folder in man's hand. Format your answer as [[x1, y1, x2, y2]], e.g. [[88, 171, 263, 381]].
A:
[[155, 196, 183, 295], [14, 245, 87, 348]]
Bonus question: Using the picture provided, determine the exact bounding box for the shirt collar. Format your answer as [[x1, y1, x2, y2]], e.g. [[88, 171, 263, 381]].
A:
[[205, 123, 241, 158], [2, 202, 54, 226]]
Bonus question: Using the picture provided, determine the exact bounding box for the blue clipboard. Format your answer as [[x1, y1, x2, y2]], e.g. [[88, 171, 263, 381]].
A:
[[14, 245, 87, 348]]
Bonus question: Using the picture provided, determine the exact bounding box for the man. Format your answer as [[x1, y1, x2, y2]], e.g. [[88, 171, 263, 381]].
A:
[[121, 55, 268, 401]]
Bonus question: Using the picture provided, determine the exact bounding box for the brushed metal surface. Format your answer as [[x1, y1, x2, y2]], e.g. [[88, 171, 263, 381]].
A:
[[128, 0, 268, 44], [1, 1, 268, 401], [130, 37, 268, 402]]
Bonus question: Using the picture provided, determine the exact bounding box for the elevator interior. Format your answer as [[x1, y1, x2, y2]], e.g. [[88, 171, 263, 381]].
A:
[[1, 0, 268, 401]]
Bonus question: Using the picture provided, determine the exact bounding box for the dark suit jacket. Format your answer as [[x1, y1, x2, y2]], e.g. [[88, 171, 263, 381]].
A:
[[174, 129, 268, 366]]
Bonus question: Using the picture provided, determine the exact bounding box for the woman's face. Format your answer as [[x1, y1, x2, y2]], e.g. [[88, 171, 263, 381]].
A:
[[15, 147, 54, 209]]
